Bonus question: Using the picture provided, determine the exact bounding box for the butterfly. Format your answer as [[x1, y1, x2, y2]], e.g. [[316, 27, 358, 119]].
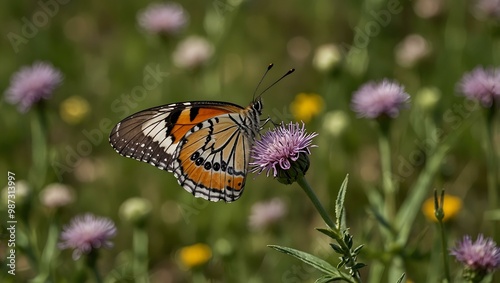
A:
[[109, 65, 294, 202]]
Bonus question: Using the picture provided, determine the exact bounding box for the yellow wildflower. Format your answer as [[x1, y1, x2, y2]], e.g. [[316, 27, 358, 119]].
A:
[[422, 194, 462, 222], [290, 93, 324, 123], [60, 95, 90, 124], [178, 243, 212, 268]]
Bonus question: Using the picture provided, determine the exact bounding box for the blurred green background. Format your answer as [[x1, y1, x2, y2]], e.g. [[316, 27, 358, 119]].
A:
[[1, 0, 499, 282]]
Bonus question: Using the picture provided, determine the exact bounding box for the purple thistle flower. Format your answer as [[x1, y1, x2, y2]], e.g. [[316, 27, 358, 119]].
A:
[[351, 79, 410, 119], [5, 61, 63, 112], [251, 122, 317, 183], [172, 36, 214, 70], [59, 213, 117, 260], [137, 2, 188, 35], [248, 198, 287, 231], [458, 66, 500, 108], [450, 234, 500, 280], [475, 0, 500, 19]]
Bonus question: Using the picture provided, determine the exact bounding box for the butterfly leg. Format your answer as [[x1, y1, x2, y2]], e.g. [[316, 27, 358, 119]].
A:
[[259, 116, 273, 129]]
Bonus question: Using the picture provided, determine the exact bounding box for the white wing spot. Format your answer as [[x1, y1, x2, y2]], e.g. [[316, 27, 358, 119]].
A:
[[141, 113, 169, 146]]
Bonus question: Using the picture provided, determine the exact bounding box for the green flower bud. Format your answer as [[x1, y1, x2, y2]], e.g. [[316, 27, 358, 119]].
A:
[[119, 197, 152, 227]]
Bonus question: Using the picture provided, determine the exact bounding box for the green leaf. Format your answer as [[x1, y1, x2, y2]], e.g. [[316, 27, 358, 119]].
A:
[[352, 244, 364, 255], [268, 245, 343, 277], [485, 208, 500, 220], [352, 262, 367, 270], [368, 205, 395, 234], [317, 228, 341, 241], [315, 275, 344, 283], [336, 175, 349, 231], [337, 260, 346, 269], [330, 243, 344, 254], [395, 116, 473, 246], [395, 273, 406, 283], [343, 233, 353, 249]]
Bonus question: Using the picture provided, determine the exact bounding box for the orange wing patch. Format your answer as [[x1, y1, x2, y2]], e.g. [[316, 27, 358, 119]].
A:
[[169, 106, 241, 142], [174, 115, 251, 202]]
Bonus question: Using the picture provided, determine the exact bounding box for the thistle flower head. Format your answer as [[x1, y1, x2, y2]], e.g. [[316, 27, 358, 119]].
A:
[[475, 0, 500, 19], [59, 213, 117, 260], [250, 122, 317, 184], [395, 34, 431, 68], [39, 183, 74, 208], [137, 2, 188, 35], [450, 234, 500, 282], [172, 36, 214, 70], [248, 198, 287, 231], [119, 197, 152, 226], [351, 79, 410, 119], [458, 66, 500, 108], [5, 61, 63, 112]]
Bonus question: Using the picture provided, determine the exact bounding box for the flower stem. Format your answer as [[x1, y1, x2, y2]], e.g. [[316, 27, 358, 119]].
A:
[[296, 175, 335, 228], [434, 189, 452, 283], [296, 176, 362, 283], [30, 103, 49, 191], [32, 215, 59, 283], [24, 103, 49, 276], [377, 122, 396, 223], [133, 226, 150, 283], [438, 220, 452, 283], [485, 108, 499, 239], [86, 250, 103, 283]]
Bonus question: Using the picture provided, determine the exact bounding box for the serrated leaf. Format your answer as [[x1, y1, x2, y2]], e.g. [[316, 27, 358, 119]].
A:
[[343, 234, 353, 249], [268, 245, 341, 276], [330, 243, 344, 254], [315, 275, 344, 283], [317, 228, 340, 240], [352, 262, 367, 270], [339, 210, 348, 235], [337, 261, 345, 269], [395, 273, 406, 283], [353, 244, 364, 255], [336, 175, 349, 231]]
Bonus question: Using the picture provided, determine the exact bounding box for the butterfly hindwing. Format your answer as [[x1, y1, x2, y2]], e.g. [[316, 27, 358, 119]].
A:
[[174, 115, 251, 202]]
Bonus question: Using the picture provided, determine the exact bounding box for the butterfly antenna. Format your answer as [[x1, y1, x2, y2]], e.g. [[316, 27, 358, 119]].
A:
[[255, 68, 295, 100], [252, 63, 274, 101]]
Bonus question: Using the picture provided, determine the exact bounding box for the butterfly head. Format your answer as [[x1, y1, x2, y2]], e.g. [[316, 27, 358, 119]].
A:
[[251, 98, 263, 115]]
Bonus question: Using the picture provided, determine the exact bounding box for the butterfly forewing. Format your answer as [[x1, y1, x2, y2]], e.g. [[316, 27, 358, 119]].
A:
[[110, 105, 181, 170], [109, 101, 260, 202]]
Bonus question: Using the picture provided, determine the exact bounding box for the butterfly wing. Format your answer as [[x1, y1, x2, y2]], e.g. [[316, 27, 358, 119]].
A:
[[174, 114, 254, 202], [109, 101, 250, 201]]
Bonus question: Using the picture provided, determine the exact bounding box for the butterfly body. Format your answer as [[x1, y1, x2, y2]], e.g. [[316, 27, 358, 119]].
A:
[[109, 99, 263, 202]]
